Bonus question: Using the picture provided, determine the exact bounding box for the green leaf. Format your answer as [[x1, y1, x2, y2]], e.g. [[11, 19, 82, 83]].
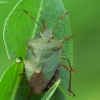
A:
[[3, 0, 73, 99], [0, 63, 23, 100], [0, 64, 66, 100], [41, 79, 61, 100], [50, 88, 67, 100]]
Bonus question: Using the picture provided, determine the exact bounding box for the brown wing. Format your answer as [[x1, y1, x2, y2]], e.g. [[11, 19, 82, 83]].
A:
[[28, 71, 47, 94]]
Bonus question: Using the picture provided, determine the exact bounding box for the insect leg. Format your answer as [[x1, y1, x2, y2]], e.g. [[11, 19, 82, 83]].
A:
[[26, 92, 34, 100], [60, 56, 76, 96], [19, 68, 29, 82], [19, 68, 26, 76], [60, 62, 75, 96], [68, 71, 75, 97], [19, 72, 25, 76], [59, 63, 72, 71], [60, 36, 73, 43], [60, 56, 76, 73]]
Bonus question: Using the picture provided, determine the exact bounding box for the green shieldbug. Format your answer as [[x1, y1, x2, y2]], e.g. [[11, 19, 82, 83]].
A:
[[22, 10, 76, 98]]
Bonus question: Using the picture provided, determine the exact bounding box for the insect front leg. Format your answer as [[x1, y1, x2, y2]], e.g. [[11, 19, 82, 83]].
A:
[[60, 36, 73, 43]]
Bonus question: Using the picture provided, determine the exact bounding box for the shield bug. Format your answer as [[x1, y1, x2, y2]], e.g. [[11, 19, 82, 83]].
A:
[[22, 10, 76, 98]]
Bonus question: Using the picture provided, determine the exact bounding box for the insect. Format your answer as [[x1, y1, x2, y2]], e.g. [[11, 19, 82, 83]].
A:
[[22, 10, 76, 98]]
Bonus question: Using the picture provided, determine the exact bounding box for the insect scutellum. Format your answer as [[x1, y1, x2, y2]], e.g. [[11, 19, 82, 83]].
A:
[[23, 10, 70, 39]]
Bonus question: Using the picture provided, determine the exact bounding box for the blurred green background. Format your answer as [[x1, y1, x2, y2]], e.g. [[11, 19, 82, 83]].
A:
[[0, 0, 100, 100]]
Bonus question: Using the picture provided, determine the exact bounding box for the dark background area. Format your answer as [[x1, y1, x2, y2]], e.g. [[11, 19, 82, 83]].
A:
[[0, 0, 100, 100]]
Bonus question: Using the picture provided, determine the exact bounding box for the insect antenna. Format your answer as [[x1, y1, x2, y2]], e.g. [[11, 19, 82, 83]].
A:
[[23, 10, 42, 31], [52, 10, 70, 34]]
